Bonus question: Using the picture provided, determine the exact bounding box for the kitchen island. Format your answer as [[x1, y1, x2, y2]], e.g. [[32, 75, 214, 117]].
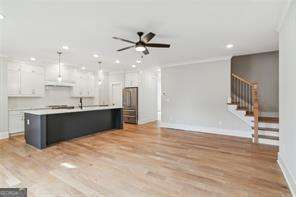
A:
[[24, 106, 123, 149]]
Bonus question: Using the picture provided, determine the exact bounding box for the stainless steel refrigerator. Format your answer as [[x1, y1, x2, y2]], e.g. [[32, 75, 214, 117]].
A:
[[123, 87, 138, 124]]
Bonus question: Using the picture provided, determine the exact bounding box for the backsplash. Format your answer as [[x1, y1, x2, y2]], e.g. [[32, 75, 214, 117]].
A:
[[8, 86, 97, 110]]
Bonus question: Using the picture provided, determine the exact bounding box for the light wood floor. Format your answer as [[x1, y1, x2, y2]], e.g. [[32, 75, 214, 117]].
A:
[[0, 122, 291, 197]]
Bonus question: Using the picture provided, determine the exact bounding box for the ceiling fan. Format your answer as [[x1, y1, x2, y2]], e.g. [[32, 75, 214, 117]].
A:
[[112, 32, 170, 55]]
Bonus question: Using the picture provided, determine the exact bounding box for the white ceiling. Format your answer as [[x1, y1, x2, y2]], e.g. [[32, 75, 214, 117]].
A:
[[0, 0, 288, 71]]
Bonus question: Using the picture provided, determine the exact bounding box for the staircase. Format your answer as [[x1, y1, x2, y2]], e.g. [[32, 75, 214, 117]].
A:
[[227, 74, 279, 146]]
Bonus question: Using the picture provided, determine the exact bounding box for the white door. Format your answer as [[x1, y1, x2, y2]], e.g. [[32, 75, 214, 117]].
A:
[[111, 83, 122, 107]]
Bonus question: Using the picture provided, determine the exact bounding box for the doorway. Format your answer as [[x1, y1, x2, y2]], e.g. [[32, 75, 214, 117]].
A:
[[111, 82, 123, 107]]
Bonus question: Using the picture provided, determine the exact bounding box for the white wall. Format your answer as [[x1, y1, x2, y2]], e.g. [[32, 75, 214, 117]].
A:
[[278, 1, 296, 195], [0, 58, 9, 139], [161, 59, 251, 137], [232, 51, 279, 114]]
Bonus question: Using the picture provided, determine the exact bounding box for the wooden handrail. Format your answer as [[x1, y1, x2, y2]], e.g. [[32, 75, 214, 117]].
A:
[[231, 73, 259, 144], [231, 73, 255, 86]]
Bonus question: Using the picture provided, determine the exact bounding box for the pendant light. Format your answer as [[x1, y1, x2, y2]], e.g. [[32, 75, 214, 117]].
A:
[[57, 50, 63, 82], [98, 61, 104, 85]]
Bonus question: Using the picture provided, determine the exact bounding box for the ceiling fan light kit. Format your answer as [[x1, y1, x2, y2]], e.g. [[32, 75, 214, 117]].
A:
[[113, 31, 170, 55]]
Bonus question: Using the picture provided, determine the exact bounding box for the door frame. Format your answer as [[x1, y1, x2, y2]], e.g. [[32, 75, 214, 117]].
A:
[[110, 82, 123, 107]]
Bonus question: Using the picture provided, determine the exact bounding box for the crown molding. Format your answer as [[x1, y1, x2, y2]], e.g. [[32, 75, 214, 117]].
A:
[[276, 0, 294, 32], [162, 56, 232, 68]]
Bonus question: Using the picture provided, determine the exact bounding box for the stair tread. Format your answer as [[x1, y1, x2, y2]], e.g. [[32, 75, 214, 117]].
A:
[[245, 111, 254, 117], [252, 127, 279, 132], [227, 102, 239, 105], [258, 117, 279, 123], [237, 107, 248, 111], [252, 134, 279, 140]]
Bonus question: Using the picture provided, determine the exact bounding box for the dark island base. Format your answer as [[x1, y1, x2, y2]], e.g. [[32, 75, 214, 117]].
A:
[[25, 108, 123, 149]]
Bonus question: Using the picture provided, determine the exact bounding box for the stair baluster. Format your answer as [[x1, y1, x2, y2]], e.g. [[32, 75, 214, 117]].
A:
[[231, 74, 259, 143]]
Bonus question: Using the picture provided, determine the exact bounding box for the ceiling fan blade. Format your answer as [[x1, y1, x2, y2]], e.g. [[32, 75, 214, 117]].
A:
[[145, 43, 170, 48], [142, 32, 155, 43], [117, 46, 134, 51], [112, 36, 135, 44], [143, 48, 149, 55]]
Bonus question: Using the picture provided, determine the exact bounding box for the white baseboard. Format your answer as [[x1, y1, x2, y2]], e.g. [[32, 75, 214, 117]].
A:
[[159, 122, 252, 138], [138, 118, 157, 125], [278, 153, 296, 197], [0, 132, 9, 140]]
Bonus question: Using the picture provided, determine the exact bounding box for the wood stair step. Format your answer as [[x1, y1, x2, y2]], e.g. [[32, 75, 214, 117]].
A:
[[237, 107, 248, 111], [245, 111, 254, 117], [252, 134, 279, 140], [258, 117, 279, 123], [251, 117, 279, 124], [252, 127, 279, 132], [227, 102, 239, 105]]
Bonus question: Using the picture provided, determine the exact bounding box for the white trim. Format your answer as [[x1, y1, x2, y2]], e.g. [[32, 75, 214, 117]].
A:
[[276, 0, 294, 32], [278, 152, 296, 197], [138, 118, 157, 125], [0, 132, 9, 140], [159, 122, 252, 138], [163, 56, 232, 68]]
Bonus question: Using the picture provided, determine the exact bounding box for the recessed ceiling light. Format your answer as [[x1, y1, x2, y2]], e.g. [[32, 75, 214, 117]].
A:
[[115, 59, 120, 64], [30, 57, 36, 61], [81, 66, 86, 70], [132, 65, 136, 68], [0, 14, 4, 20], [62, 46, 69, 50], [226, 44, 234, 49], [93, 54, 99, 58], [136, 59, 141, 64]]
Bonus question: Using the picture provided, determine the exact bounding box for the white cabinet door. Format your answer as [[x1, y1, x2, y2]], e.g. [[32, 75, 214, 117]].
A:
[[45, 64, 58, 82], [33, 72, 45, 96], [88, 74, 95, 97], [71, 71, 95, 98], [20, 66, 44, 97], [7, 68, 20, 96], [20, 69, 35, 95], [9, 112, 24, 134], [71, 71, 83, 97]]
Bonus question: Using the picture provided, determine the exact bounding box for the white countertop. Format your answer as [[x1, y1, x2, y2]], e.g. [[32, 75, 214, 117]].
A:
[[24, 106, 122, 115]]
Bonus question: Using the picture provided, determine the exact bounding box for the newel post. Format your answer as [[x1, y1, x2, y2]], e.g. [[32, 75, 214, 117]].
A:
[[252, 83, 259, 143]]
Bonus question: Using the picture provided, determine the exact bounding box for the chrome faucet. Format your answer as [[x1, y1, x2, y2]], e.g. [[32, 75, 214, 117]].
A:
[[79, 97, 83, 109]]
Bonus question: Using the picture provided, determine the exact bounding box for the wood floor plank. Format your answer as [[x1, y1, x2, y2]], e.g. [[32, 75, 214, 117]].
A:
[[0, 122, 291, 197]]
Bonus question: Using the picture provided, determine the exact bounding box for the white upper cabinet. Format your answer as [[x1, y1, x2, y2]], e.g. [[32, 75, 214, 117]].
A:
[[71, 70, 95, 98], [45, 65, 75, 83], [7, 63, 45, 97]]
